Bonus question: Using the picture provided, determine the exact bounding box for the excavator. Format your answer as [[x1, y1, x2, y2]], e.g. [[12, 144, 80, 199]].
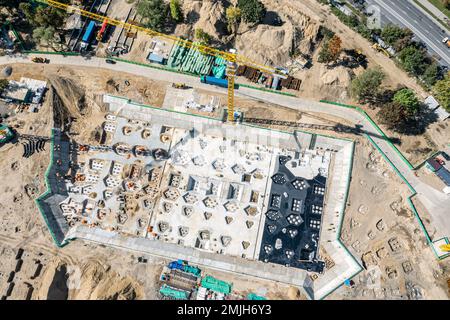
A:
[[371, 44, 390, 57], [31, 57, 50, 63]]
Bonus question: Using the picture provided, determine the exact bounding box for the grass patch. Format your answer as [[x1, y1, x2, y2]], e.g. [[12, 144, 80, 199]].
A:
[[413, 0, 450, 31], [427, 0, 450, 19]]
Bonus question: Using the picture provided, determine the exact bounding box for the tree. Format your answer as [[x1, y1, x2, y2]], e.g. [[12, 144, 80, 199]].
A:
[[422, 63, 440, 87], [433, 72, 450, 111], [350, 68, 385, 103], [33, 26, 57, 48], [17, 3, 68, 30], [18, 2, 36, 27], [381, 24, 412, 51], [0, 0, 22, 13], [195, 28, 211, 45], [328, 35, 342, 59], [393, 88, 420, 115], [137, 0, 168, 31], [318, 35, 342, 64], [398, 45, 427, 76], [226, 6, 241, 34], [170, 0, 183, 23], [377, 102, 411, 132], [0, 79, 8, 94], [33, 6, 67, 29], [237, 0, 266, 24]]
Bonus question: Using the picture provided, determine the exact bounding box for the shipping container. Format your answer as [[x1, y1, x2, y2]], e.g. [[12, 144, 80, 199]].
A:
[[82, 21, 96, 44]]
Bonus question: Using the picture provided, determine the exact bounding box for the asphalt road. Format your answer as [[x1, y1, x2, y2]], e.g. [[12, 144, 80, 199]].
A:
[[365, 0, 450, 66], [1, 53, 449, 239]]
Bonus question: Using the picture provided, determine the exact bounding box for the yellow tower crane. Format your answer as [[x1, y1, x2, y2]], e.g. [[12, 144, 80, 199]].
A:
[[35, 0, 286, 122]]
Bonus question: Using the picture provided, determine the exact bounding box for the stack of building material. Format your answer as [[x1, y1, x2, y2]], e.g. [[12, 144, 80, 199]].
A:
[[167, 42, 216, 75], [236, 65, 302, 90], [281, 76, 302, 91], [212, 56, 227, 78]]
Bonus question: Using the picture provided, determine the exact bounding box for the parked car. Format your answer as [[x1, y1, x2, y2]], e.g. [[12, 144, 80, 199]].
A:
[[105, 59, 116, 64]]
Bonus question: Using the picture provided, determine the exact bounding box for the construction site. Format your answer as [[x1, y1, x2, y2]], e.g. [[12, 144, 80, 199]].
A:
[[31, 93, 355, 298], [0, 0, 449, 301]]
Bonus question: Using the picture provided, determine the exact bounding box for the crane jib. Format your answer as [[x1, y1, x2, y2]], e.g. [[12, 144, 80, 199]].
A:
[[33, 0, 288, 122]]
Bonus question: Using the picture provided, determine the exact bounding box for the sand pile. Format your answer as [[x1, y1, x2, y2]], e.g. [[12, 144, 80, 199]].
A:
[[35, 260, 70, 300], [236, 24, 294, 66], [34, 259, 144, 300], [173, 0, 320, 66], [47, 76, 88, 130], [174, 0, 228, 42], [235, 0, 320, 65], [193, 0, 227, 38], [319, 65, 352, 86]]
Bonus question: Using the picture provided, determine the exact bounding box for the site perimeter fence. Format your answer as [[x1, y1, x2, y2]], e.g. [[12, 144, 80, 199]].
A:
[[22, 51, 447, 267], [319, 100, 442, 170], [23, 50, 82, 56]]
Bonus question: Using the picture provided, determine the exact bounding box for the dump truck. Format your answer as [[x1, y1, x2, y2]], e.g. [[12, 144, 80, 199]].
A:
[[31, 57, 49, 63]]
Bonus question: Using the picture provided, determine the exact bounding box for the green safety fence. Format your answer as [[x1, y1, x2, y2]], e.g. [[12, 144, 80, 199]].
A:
[[34, 129, 69, 248], [319, 100, 438, 170], [365, 134, 448, 260], [2, 21, 25, 51], [15, 50, 448, 297], [238, 83, 297, 97], [110, 56, 297, 97], [318, 100, 449, 260], [23, 50, 81, 56]]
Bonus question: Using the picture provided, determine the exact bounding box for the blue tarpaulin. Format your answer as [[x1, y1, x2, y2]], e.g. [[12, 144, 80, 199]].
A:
[[148, 53, 164, 64], [436, 167, 450, 186]]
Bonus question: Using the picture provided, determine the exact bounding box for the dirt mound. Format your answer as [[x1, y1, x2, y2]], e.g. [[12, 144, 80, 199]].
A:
[[74, 261, 143, 300], [236, 24, 294, 66], [193, 0, 227, 39], [319, 65, 351, 86], [35, 259, 144, 300], [174, 0, 319, 66], [35, 259, 70, 300], [235, 0, 320, 65], [174, 0, 228, 42]]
